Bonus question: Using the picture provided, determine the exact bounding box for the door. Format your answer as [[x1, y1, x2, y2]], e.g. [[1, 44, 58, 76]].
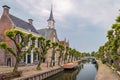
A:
[[27, 55, 31, 64], [7, 58, 11, 67]]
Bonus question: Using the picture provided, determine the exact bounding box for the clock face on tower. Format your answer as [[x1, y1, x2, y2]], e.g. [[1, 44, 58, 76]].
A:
[[48, 21, 54, 28]]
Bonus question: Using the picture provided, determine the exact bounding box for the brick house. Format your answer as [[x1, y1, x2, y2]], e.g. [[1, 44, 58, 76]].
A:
[[0, 5, 41, 66], [0, 5, 60, 67], [59, 38, 69, 47], [0, 5, 68, 67]]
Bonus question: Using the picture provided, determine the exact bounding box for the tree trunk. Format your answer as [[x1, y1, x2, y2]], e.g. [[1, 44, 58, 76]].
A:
[[13, 60, 19, 73], [64, 58, 66, 64], [50, 58, 53, 67], [58, 58, 60, 65], [53, 60, 55, 66], [37, 58, 42, 70], [71, 56, 73, 62], [68, 56, 70, 63]]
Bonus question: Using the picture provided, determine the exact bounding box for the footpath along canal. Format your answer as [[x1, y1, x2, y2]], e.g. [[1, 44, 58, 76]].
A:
[[44, 61, 98, 80], [13, 60, 120, 80], [95, 60, 120, 80]]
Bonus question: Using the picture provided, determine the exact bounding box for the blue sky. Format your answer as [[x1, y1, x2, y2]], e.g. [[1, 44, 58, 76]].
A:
[[0, 0, 120, 52]]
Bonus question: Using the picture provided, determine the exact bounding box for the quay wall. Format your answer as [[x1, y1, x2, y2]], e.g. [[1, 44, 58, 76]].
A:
[[18, 67, 63, 80]]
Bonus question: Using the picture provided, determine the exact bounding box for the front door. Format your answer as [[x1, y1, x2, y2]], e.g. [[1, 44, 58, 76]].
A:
[[27, 55, 31, 64], [7, 58, 11, 67]]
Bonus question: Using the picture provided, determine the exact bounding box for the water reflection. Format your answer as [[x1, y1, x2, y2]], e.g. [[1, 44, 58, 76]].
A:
[[77, 62, 97, 80], [44, 61, 97, 80]]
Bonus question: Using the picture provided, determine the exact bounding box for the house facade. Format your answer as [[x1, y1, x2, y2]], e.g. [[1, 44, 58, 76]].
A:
[[0, 5, 68, 67], [0, 5, 41, 66]]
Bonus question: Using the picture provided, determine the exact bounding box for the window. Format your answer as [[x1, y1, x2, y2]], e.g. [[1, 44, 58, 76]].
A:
[[35, 40, 38, 47], [18, 34, 22, 42], [33, 52, 38, 61]]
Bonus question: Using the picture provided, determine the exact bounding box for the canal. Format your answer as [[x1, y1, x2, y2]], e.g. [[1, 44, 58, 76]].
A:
[[44, 61, 98, 80]]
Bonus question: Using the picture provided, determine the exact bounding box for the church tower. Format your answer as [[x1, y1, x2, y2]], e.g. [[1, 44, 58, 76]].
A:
[[47, 6, 55, 29]]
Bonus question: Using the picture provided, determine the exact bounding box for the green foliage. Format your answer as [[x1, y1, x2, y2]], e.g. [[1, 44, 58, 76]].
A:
[[111, 55, 119, 60], [58, 44, 64, 58], [0, 29, 36, 73], [0, 42, 7, 49], [35, 36, 51, 69], [36, 66, 42, 70], [116, 16, 120, 22], [107, 30, 113, 39], [97, 12, 120, 67], [0, 42, 16, 57], [91, 51, 96, 56], [101, 58, 106, 64]]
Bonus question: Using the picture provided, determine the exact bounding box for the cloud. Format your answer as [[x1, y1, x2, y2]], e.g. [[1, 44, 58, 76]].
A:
[[71, 0, 120, 29], [15, 0, 120, 30], [0, 0, 120, 52]]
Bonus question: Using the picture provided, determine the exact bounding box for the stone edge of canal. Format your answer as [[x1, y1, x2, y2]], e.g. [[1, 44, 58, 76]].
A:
[[18, 67, 64, 80], [16, 60, 98, 80]]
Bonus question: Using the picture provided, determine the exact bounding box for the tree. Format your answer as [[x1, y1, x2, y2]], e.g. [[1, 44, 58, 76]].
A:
[[0, 29, 36, 73], [35, 36, 51, 70], [64, 46, 69, 63], [57, 44, 64, 65], [74, 50, 81, 60], [97, 12, 120, 67], [68, 48, 72, 62], [91, 51, 96, 56], [71, 49, 76, 61], [50, 42, 58, 67]]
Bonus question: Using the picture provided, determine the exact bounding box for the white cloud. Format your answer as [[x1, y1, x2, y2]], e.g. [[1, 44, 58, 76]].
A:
[[1, 0, 120, 52], [15, 0, 74, 20], [71, 0, 120, 29]]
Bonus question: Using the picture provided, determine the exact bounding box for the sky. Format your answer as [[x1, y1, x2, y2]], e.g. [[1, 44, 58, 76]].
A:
[[0, 0, 120, 52]]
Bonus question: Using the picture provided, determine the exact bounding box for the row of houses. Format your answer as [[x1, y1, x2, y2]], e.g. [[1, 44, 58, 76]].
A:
[[0, 5, 69, 66]]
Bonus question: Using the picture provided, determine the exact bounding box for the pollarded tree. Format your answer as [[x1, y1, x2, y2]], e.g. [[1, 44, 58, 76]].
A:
[[91, 51, 96, 57], [68, 47, 72, 62], [105, 15, 120, 64], [74, 50, 81, 61], [35, 36, 51, 70], [71, 49, 78, 61], [97, 14, 120, 65], [71, 49, 75, 61], [0, 29, 36, 73], [50, 42, 58, 67], [68, 48, 75, 62], [64, 46, 69, 63], [57, 44, 64, 65], [98, 46, 105, 58]]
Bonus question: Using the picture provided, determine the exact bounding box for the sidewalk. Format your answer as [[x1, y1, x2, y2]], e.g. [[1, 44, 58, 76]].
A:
[[95, 60, 120, 80], [0, 63, 61, 80]]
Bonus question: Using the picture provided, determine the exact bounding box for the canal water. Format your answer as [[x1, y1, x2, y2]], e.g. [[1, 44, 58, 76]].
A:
[[44, 61, 98, 80]]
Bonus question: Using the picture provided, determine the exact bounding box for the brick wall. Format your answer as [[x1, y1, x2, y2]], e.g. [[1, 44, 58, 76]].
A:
[[0, 5, 15, 66]]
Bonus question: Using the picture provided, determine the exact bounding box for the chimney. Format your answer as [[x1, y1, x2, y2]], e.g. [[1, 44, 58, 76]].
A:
[[2, 5, 10, 14], [28, 19, 33, 24]]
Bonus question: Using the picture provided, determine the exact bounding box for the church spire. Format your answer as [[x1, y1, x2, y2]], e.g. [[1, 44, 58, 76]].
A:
[[47, 5, 55, 29], [47, 5, 55, 22]]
